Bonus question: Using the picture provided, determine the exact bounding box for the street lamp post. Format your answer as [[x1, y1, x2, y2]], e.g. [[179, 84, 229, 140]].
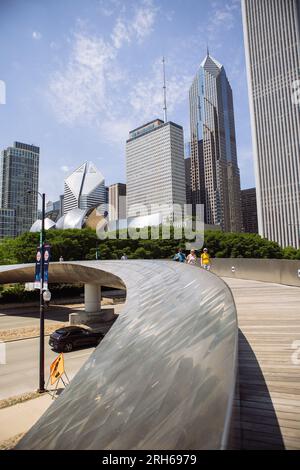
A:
[[39, 193, 45, 393], [28, 190, 46, 393]]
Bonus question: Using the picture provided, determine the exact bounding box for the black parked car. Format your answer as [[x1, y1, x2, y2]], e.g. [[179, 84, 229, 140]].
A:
[[49, 326, 104, 352]]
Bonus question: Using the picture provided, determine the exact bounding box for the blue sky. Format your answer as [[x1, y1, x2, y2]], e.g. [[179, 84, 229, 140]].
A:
[[0, 0, 254, 205]]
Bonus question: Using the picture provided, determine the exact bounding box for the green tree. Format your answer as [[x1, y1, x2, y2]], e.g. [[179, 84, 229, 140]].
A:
[[282, 246, 298, 260]]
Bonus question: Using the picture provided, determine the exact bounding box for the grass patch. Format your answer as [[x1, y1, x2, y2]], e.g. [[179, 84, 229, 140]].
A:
[[0, 323, 68, 342], [0, 432, 25, 450], [0, 391, 42, 410]]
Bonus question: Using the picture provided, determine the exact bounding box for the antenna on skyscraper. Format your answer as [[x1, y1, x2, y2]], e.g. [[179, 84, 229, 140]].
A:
[[162, 56, 168, 123]]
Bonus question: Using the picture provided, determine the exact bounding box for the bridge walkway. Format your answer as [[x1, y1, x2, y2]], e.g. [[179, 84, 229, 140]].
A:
[[223, 277, 300, 450]]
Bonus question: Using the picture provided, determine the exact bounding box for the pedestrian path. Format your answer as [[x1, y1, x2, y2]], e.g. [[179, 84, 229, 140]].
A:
[[224, 277, 300, 449], [0, 394, 53, 446]]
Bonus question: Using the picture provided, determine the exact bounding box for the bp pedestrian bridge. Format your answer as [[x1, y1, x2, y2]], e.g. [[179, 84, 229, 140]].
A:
[[0, 259, 299, 450]]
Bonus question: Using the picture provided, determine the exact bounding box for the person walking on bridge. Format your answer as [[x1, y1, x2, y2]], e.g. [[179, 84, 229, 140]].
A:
[[186, 249, 197, 265], [173, 248, 186, 263], [201, 248, 211, 271]]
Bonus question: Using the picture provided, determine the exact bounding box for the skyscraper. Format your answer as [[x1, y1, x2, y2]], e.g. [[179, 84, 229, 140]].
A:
[[241, 188, 258, 234], [0, 141, 39, 237], [184, 142, 193, 206], [189, 52, 242, 232], [126, 119, 186, 220], [64, 161, 106, 214], [109, 183, 126, 221], [0, 208, 15, 238], [242, 0, 300, 248], [185, 157, 192, 206]]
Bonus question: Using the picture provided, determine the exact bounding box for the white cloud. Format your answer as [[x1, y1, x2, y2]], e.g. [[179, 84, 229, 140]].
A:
[[48, 0, 191, 150], [111, 0, 157, 49], [49, 33, 117, 125], [32, 31, 42, 40], [111, 18, 131, 49], [129, 58, 192, 123], [132, 0, 157, 41], [61, 165, 69, 172], [98, 0, 123, 17], [207, 0, 240, 35], [100, 119, 134, 145], [48, 0, 159, 128], [101, 62, 191, 144]]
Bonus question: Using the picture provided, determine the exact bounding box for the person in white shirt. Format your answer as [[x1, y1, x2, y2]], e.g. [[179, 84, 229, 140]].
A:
[[186, 249, 197, 265]]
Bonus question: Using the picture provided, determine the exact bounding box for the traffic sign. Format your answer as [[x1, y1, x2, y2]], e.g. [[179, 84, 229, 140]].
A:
[[50, 353, 65, 385]]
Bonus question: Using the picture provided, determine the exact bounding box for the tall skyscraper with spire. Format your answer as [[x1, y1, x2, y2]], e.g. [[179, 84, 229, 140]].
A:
[[242, 0, 300, 248], [189, 52, 242, 232]]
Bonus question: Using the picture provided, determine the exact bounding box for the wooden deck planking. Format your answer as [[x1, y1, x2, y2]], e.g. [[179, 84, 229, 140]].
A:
[[223, 277, 300, 450]]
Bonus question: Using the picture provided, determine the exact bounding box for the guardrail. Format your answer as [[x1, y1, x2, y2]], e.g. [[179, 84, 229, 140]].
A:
[[0, 260, 240, 450], [211, 258, 300, 287]]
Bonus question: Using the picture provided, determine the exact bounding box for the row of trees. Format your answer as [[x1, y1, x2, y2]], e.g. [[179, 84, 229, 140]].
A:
[[0, 228, 299, 265]]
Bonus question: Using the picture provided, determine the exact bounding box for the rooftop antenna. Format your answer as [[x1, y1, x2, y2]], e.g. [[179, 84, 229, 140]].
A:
[[207, 44, 210, 56], [162, 56, 168, 123]]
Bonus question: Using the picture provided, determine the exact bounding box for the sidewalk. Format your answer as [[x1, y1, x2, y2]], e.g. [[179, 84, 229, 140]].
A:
[[0, 393, 53, 446]]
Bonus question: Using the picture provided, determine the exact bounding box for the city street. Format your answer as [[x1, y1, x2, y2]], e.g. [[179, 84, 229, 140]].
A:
[[0, 336, 94, 400], [0, 305, 71, 331]]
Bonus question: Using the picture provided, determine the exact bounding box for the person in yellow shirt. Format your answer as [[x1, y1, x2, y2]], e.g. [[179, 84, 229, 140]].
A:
[[201, 248, 211, 271]]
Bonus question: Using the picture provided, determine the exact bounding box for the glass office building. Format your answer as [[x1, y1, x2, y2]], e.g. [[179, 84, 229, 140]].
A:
[[189, 53, 242, 232], [0, 208, 16, 238], [0, 142, 39, 237]]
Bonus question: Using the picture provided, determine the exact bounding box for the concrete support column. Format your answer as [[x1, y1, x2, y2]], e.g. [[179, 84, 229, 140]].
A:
[[84, 283, 101, 313]]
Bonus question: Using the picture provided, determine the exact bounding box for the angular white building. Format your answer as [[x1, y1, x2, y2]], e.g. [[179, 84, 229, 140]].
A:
[[126, 119, 186, 221], [64, 161, 106, 214], [242, 0, 300, 248]]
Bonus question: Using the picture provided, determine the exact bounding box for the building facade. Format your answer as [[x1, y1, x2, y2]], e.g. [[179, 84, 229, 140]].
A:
[[189, 53, 242, 232], [0, 141, 39, 237], [109, 183, 126, 221], [59, 195, 64, 217], [242, 0, 300, 248], [126, 119, 186, 220], [0, 208, 16, 238], [64, 161, 106, 214], [184, 142, 193, 206], [241, 188, 258, 234], [185, 157, 192, 206]]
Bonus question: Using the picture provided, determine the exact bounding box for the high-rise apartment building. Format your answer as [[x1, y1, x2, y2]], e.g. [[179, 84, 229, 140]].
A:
[[242, 0, 300, 248], [189, 53, 242, 232], [109, 183, 126, 221], [126, 119, 186, 220], [0, 208, 16, 238], [241, 188, 258, 234], [64, 161, 106, 214], [0, 141, 39, 237]]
